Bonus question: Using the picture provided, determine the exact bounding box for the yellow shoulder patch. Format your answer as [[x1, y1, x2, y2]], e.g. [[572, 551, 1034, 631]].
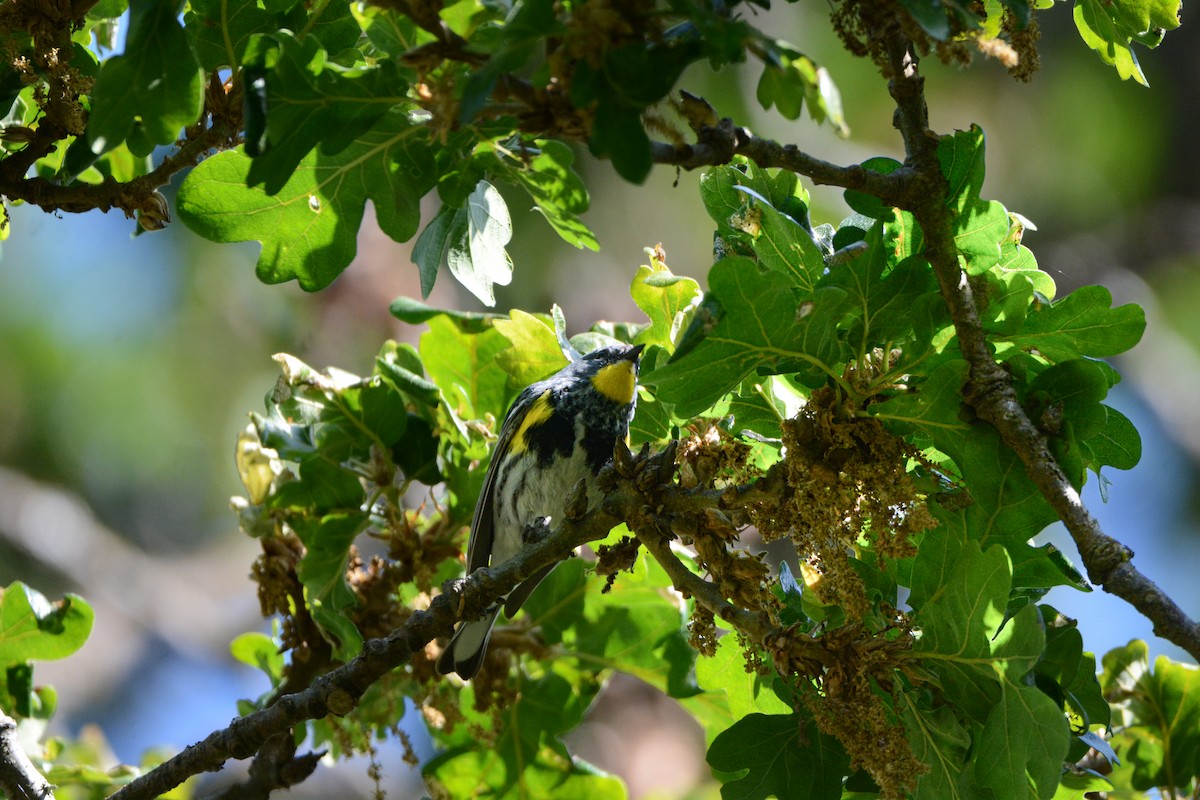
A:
[[591, 361, 637, 405], [509, 390, 554, 455]]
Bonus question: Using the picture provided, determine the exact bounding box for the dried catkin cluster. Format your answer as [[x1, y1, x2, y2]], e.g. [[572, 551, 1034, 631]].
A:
[[751, 386, 937, 620]]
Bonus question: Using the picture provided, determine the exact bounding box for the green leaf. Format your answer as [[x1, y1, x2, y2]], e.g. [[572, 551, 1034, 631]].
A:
[[938, 126, 1010, 274], [573, 553, 690, 681], [0, 584, 94, 667], [753, 44, 848, 136], [185, 0, 288, 70], [243, 32, 405, 194], [900, 697, 977, 800], [427, 748, 627, 800], [979, 269, 1035, 337], [493, 309, 568, 386], [645, 257, 850, 417], [1009, 541, 1089, 593], [507, 140, 599, 250], [458, 0, 560, 120], [939, 427, 1060, 548], [178, 109, 438, 291], [907, 532, 1070, 800], [411, 205, 466, 299], [300, 0, 364, 58], [1035, 610, 1109, 729], [590, 100, 652, 184], [629, 392, 673, 446], [353, 5, 426, 57], [819, 215, 936, 353], [738, 186, 827, 292], [843, 157, 904, 219], [1072, 0, 1179, 85], [446, 180, 515, 307], [715, 378, 796, 442], [375, 340, 441, 408], [291, 513, 365, 660], [707, 713, 850, 800], [996, 241, 1056, 300], [694, 634, 791, 732], [270, 453, 364, 512], [522, 549, 694, 697], [1083, 404, 1141, 471], [419, 314, 514, 425], [871, 358, 971, 455], [1101, 642, 1200, 791], [630, 252, 702, 352], [87, 0, 204, 155], [229, 631, 284, 686], [974, 682, 1071, 799], [908, 532, 1070, 797], [1000, 285, 1146, 361], [388, 296, 498, 327], [425, 670, 626, 799], [899, 0, 953, 39]]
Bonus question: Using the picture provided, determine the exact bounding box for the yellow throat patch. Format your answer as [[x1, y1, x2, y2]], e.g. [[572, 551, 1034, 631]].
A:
[[591, 361, 637, 405]]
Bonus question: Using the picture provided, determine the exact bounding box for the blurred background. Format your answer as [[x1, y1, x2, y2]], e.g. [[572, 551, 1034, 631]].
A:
[[1, 5, 1198, 798]]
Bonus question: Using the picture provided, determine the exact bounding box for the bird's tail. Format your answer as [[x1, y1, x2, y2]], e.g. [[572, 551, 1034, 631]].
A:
[[436, 606, 502, 680]]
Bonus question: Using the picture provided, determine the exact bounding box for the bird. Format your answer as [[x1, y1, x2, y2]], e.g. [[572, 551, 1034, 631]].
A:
[[437, 342, 644, 679]]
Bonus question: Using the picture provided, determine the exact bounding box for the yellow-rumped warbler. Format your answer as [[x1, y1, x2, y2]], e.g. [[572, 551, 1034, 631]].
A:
[[437, 343, 644, 679]]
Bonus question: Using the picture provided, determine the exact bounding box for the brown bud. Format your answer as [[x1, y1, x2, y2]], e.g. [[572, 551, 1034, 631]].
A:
[[677, 90, 718, 131], [0, 126, 36, 144], [613, 438, 635, 477], [138, 190, 171, 231]]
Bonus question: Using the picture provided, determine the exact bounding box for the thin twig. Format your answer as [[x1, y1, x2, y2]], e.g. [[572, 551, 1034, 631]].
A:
[[648, 118, 911, 206], [633, 523, 774, 642]]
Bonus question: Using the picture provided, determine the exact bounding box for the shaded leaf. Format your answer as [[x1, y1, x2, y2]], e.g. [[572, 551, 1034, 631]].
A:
[[707, 713, 850, 800], [178, 109, 437, 291], [87, 0, 203, 154]]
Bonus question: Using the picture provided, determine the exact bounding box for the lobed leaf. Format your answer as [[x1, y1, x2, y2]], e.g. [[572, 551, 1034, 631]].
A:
[[178, 109, 437, 291], [707, 712, 850, 800], [644, 257, 849, 416], [242, 32, 406, 194]]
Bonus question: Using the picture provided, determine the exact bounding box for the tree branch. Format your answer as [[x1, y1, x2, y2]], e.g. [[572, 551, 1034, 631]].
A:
[[0, 710, 54, 800], [106, 446, 701, 800], [632, 518, 774, 643], [101, 440, 807, 800], [881, 32, 1200, 662], [0, 72, 240, 220], [648, 107, 911, 206]]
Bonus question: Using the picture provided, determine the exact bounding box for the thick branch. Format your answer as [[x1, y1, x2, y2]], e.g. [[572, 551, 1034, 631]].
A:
[[882, 33, 1200, 662], [0, 71, 240, 220], [0, 117, 237, 217]]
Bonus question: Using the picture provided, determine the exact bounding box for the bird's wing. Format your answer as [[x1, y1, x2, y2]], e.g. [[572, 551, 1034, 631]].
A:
[[464, 383, 545, 574]]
